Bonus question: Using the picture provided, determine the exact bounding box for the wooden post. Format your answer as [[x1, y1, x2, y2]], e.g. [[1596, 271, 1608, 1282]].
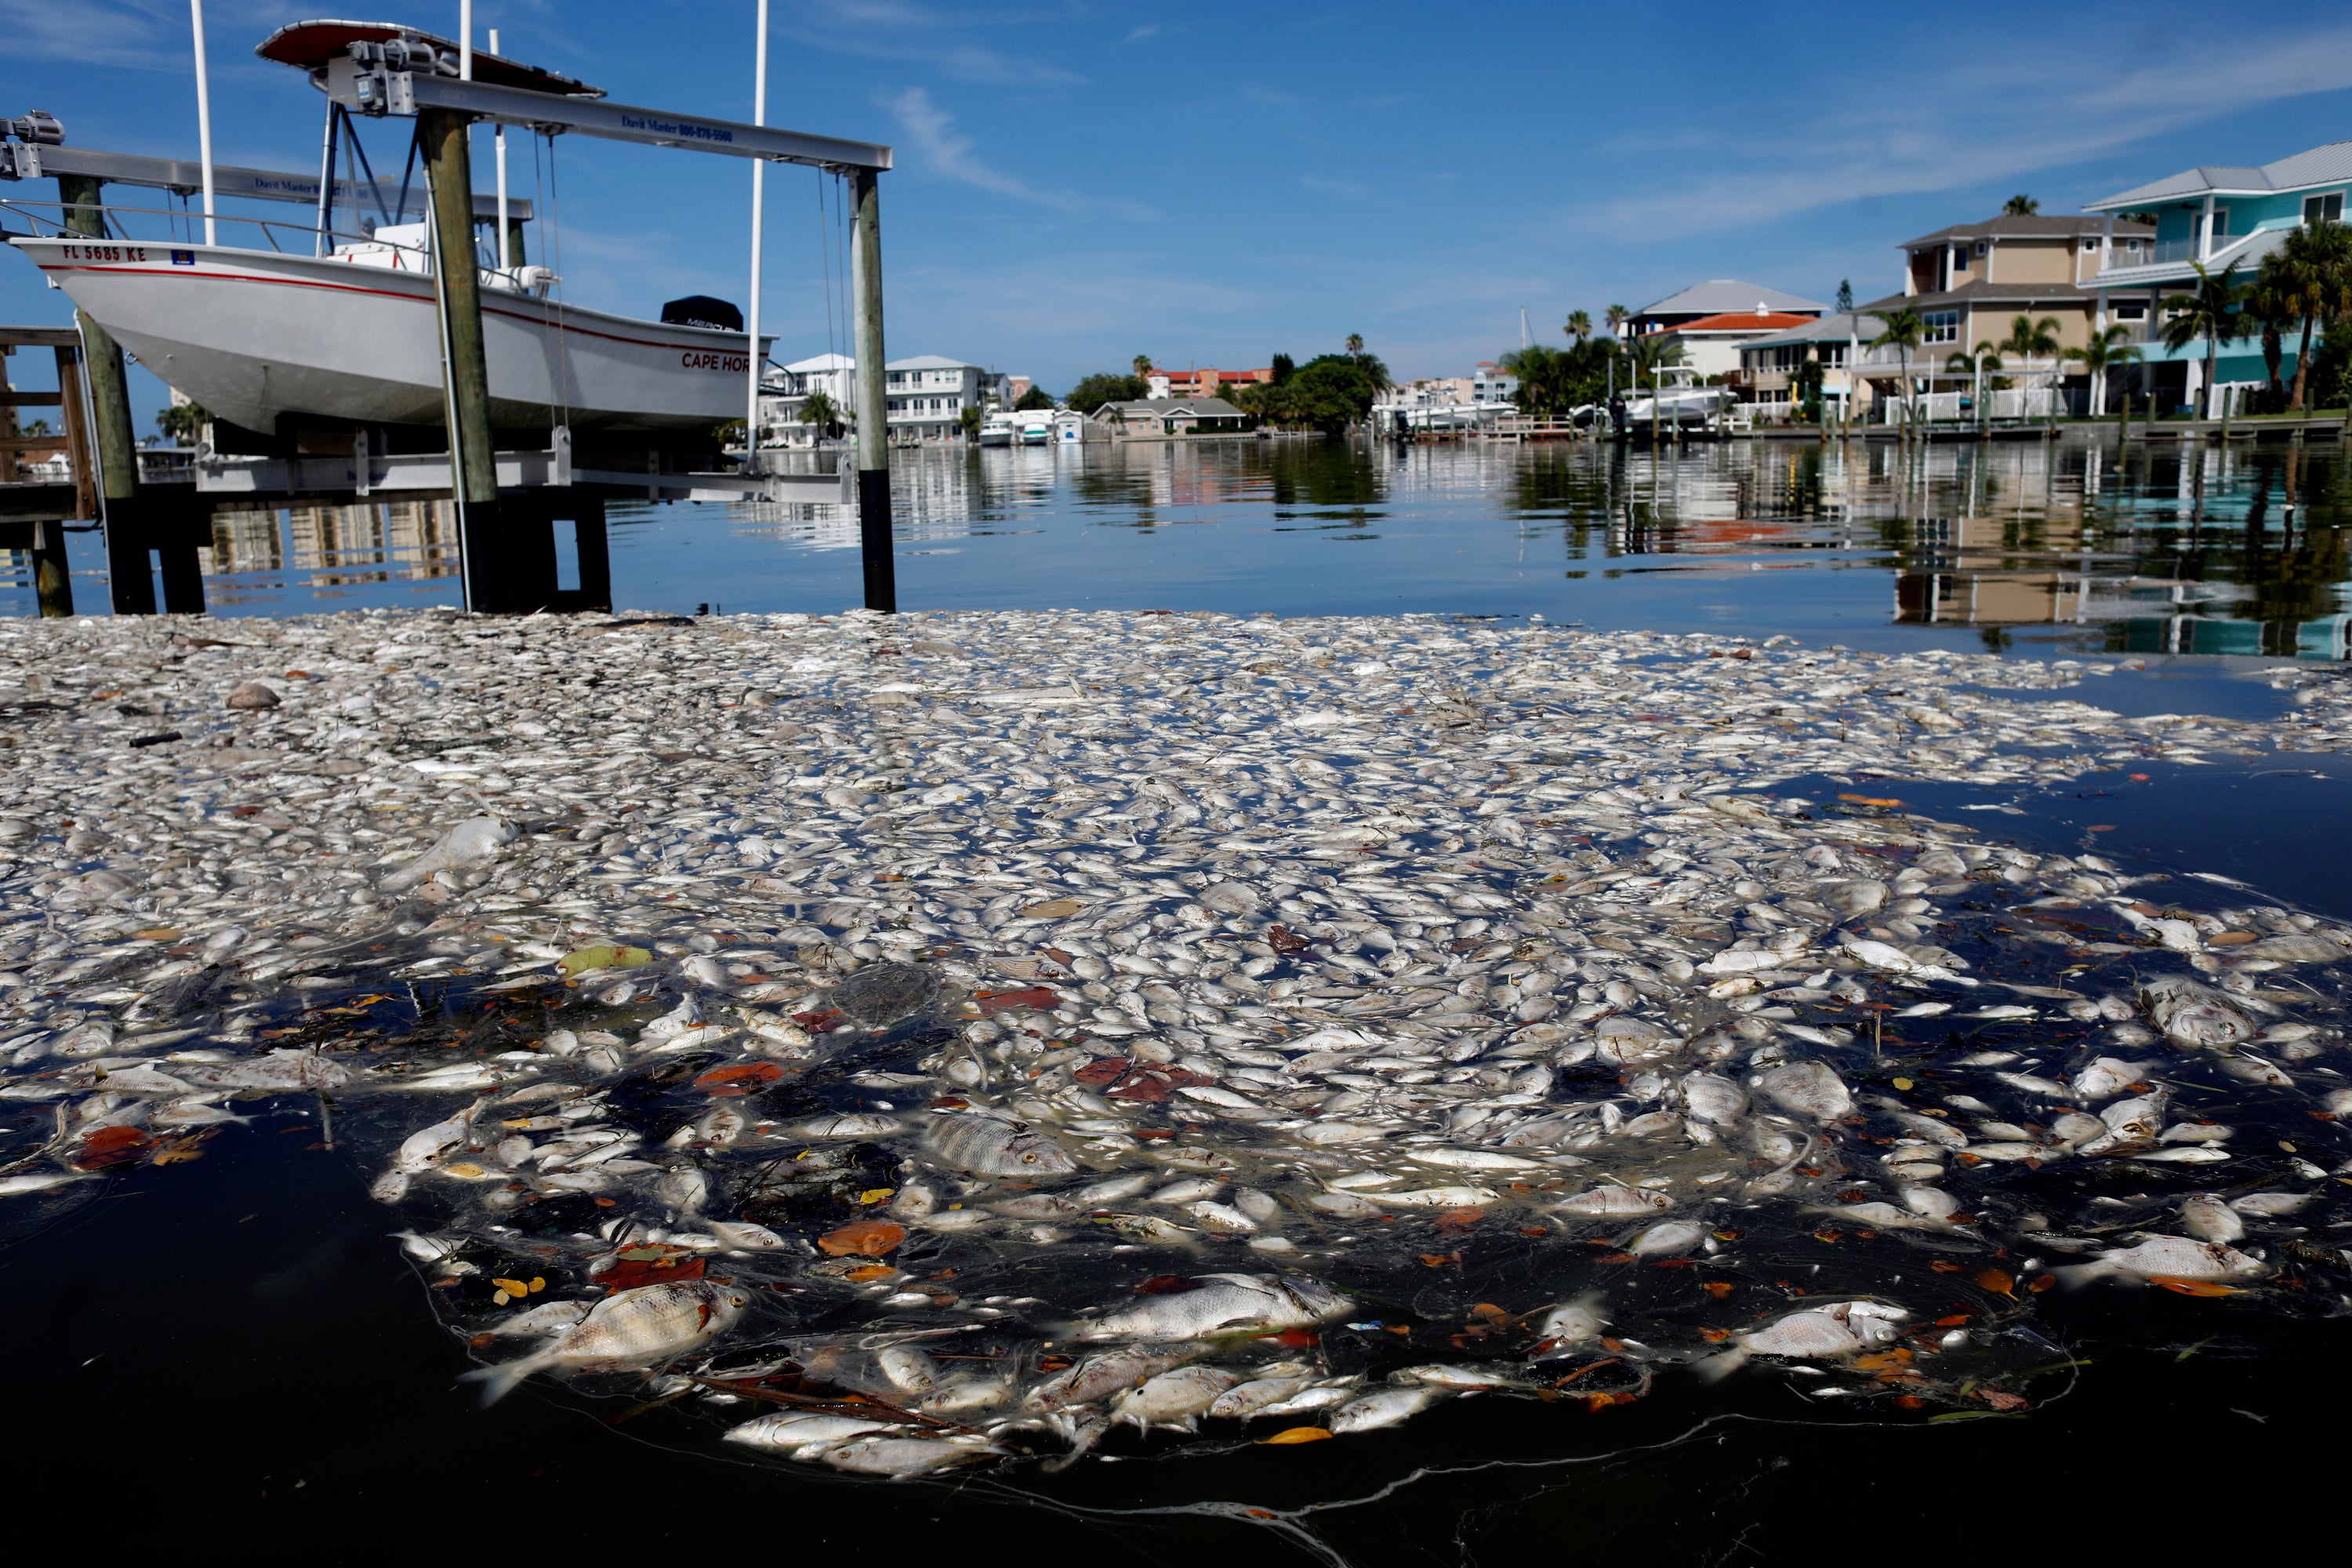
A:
[[419, 107, 503, 612], [58, 172, 160, 614], [849, 166, 895, 612]]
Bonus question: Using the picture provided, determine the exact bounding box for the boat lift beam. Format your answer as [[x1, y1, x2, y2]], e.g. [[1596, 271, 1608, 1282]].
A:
[[325, 66, 892, 172], [0, 141, 530, 221], [328, 57, 898, 614]]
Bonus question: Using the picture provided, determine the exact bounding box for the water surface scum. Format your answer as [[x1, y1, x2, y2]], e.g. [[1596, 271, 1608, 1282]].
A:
[[5, 608, 2352, 1475]]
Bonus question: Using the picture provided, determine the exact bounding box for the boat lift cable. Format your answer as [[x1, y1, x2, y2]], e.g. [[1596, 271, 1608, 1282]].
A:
[[393, 122, 419, 229], [540, 128, 572, 439]]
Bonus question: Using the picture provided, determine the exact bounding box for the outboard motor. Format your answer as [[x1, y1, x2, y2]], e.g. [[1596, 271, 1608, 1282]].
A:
[[661, 296, 744, 332]]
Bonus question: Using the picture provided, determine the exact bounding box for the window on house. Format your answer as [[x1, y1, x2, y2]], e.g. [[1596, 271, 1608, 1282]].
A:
[[2307, 193, 2345, 226], [1922, 310, 1961, 345], [2082, 238, 2099, 251], [2113, 301, 2147, 321], [1975, 241, 1988, 257], [2211, 206, 2231, 238]]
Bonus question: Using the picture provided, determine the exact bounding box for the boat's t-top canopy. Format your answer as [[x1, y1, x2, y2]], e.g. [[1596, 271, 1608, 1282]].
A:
[[256, 19, 605, 98]]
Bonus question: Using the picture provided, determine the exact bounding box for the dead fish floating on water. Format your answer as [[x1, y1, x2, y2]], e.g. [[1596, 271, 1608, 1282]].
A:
[[5, 606, 2352, 1476]]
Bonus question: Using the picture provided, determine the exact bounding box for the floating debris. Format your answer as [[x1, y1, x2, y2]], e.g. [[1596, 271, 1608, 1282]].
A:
[[0, 608, 2347, 1475]]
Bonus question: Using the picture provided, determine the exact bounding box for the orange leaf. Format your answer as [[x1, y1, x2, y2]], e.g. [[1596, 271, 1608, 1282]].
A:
[[1260, 1428, 1333, 1445], [1892, 1394, 1925, 1410], [1974, 1268, 2015, 1297], [1698, 1327, 1731, 1343], [1584, 1391, 1639, 1412], [1700, 1281, 1734, 1300], [1933, 1314, 1973, 1327], [976, 985, 1062, 1015], [2028, 1274, 2056, 1294], [818, 1219, 908, 1258], [2152, 1276, 2242, 1298], [1853, 1348, 1914, 1372], [843, 1264, 898, 1283], [692, 1062, 785, 1097], [1931, 1260, 1964, 1275], [2208, 931, 2256, 946], [1836, 793, 1904, 808]]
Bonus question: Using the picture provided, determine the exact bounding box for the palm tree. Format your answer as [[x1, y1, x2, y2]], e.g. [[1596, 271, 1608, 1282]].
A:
[[1565, 310, 1592, 345], [2161, 260, 2246, 419], [1605, 304, 1629, 339], [2003, 194, 2039, 216], [798, 388, 847, 441], [1133, 354, 1154, 379], [1869, 306, 1927, 431], [1946, 341, 2002, 430], [2270, 218, 2352, 410], [2063, 325, 2142, 418], [2241, 274, 2293, 408], [1995, 314, 2063, 418], [1345, 333, 1364, 359]]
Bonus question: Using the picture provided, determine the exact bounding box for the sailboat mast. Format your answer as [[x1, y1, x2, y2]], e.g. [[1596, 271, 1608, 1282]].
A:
[[490, 27, 510, 270], [746, 0, 769, 470]]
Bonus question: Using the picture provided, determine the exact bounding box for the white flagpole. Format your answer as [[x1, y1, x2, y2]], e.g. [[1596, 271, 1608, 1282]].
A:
[[459, 0, 473, 79], [489, 27, 510, 270], [191, 0, 216, 245], [746, 0, 769, 470]]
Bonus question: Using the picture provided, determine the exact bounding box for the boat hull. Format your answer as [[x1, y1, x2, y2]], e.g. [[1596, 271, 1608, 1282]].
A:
[[11, 238, 769, 434]]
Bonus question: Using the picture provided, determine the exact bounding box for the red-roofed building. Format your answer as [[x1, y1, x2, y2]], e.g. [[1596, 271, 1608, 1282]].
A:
[[1145, 366, 1276, 399], [1650, 309, 1820, 379]]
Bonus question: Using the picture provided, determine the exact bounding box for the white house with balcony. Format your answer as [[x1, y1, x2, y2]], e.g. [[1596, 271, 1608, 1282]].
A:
[[758, 353, 1012, 446], [2084, 140, 2352, 412]]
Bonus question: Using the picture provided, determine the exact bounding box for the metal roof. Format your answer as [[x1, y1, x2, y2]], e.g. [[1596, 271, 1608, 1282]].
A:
[[1634, 279, 1825, 317], [1896, 213, 2147, 249], [2088, 140, 2352, 209], [1742, 310, 1884, 347]]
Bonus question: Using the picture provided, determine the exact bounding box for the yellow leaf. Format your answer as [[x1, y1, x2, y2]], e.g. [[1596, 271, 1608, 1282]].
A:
[[1260, 1427, 1333, 1445], [150, 1145, 205, 1166], [528, 1276, 546, 1293], [493, 1277, 530, 1296], [443, 1162, 487, 1178], [858, 1188, 896, 1205], [1022, 898, 1083, 919], [1892, 1077, 1914, 1091], [557, 944, 653, 978]]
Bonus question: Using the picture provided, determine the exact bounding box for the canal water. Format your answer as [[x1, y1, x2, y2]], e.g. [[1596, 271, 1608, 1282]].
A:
[[5, 437, 2350, 1557]]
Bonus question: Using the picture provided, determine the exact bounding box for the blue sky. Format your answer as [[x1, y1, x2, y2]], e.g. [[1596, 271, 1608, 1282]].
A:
[[7, 0, 2352, 426]]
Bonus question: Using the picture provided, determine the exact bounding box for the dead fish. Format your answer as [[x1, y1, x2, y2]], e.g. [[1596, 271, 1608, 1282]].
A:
[[1112, 1366, 1243, 1430], [462, 1279, 750, 1403], [381, 816, 517, 893], [1757, 1061, 1851, 1121], [1027, 1345, 1203, 1410], [2070, 1057, 2150, 1100], [394, 1098, 488, 1174], [1628, 1220, 1707, 1257], [923, 1111, 1077, 1176], [1074, 1273, 1348, 1342], [2140, 977, 2254, 1048], [1330, 1384, 1446, 1433], [1700, 1300, 1907, 1379], [1555, 1184, 1673, 1217], [822, 1436, 999, 1475], [725, 1411, 902, 1455], [1679, 1072, 1748, 1127], [2180, 1194, 2244, 1243], [2054, 1235, 2264, 1286]]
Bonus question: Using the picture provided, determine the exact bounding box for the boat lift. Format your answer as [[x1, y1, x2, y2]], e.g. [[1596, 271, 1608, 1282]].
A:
[[2, 17, 898, 616]]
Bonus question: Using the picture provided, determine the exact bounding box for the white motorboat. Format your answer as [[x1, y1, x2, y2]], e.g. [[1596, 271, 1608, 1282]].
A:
[[1624, 368, 1735, 427], [11, 230, 771, 434], [1016, 411, 1053, 445], [978, 410, 1014, 447], [3, 20, 770, 436]]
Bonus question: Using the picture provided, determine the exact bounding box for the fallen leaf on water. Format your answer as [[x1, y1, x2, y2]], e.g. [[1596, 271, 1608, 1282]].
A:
[[1021, 898, 1083, 920], [557, 943, 652, 977], [1931, 1260, 1964, 1274], [1261, 1428, 1332, 1445], [693, 1062, 786, 1096], [976, 985, 1062, 1015], [1893, 1395, 1926, 1410], [1976, 1388, 2031, 1412], [857, 1188, 895, 1205], [1700, 1281, 1735, 1300], [1258, 1328, 1319, 1348], [842, 1264, 897, 1283], [493, 1277, 531, 1297], [818, 1219, 908, 1258], [148, 1142, 205, 1166], [2208, 932, 2256, 946], [1853, 1348, 1915, 1372], [2152, 1276, 2242, 1298], [1974, 1268, 2016, 1297], [1836, 793, 1905, 808], [1584, 1392, 1639, 1412]]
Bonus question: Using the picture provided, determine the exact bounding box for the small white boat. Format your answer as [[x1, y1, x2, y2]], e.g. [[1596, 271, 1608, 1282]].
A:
[[1624, 368, 1735, 427], [10, 231, 770, 435], [1016, 411, 1053, 445], [977, 411, 1014, 447], [4, 20, 770, 437]]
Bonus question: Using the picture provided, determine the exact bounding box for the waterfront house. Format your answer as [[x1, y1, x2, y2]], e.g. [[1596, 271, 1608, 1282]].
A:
[[760, 353, 1011, 445], [1093, 396, 1248, 438], [1652, 308, 1820, 380], [1733, 310, 1885, 422], [1854, 211, 2150, 417], [2084, 140, 2352, 412], [1627, 280, 1824, 341], [1145, 367, 1276, 400]]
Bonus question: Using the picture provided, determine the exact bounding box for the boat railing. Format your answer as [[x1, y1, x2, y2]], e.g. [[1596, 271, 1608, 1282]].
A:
[[2, 194, 423, 258]]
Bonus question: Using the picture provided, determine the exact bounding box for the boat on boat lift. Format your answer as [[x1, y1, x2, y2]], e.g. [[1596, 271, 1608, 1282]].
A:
[[977, 409, 1014, 447], [4, 20, 773, 437]]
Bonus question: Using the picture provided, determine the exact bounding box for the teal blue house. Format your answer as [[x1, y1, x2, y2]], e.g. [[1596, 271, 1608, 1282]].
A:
[[2082, 140, 2352, 412]]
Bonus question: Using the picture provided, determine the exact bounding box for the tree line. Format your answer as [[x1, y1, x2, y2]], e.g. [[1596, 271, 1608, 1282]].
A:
[[1058, 342, 1394, 434]]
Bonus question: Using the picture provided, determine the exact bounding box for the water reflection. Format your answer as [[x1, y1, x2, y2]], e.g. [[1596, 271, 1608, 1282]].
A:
[[12, 436, 2350, 654]]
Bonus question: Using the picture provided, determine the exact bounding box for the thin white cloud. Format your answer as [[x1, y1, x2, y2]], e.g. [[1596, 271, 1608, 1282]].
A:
[[0, 0, 204, 71], [883, 86, 1153, 219], [1592, 25, 2352, 239]]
